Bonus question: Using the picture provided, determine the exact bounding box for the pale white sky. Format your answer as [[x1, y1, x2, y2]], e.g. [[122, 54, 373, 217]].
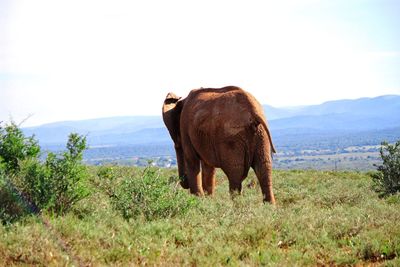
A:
[[1, 0, 399, 126]]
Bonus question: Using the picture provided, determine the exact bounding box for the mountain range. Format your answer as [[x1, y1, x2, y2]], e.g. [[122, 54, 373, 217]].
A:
[[23, 95, 400, 153]]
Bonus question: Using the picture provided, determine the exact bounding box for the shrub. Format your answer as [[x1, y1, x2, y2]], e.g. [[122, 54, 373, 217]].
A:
[[109, 166, 198, 221], [0, 120, 90, 220], [371, 141, 400, 196], [18, 133, 90, 214]]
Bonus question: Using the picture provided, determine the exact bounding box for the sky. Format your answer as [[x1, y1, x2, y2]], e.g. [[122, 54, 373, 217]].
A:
[[1, 0, 399, 126]]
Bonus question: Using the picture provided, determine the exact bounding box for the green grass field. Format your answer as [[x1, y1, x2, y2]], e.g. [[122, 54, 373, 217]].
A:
[[1, 167, 400, 266]]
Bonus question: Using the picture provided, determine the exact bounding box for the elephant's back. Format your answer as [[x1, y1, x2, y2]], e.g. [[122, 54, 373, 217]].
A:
[[183, 86, 265, 137]]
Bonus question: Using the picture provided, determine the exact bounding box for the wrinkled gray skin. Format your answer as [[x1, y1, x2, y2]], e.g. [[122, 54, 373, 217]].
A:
[[162, 86, 276, 203]]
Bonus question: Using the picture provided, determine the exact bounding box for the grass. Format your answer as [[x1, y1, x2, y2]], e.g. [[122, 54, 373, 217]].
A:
[[1, 167, 400, 266]]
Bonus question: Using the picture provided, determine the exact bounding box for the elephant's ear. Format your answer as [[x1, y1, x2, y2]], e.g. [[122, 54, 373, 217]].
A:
[[166, 92, 177, 99], [162, 94, 184, 144]]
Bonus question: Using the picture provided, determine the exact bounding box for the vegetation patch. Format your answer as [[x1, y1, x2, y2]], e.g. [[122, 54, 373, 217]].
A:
[[108, 166, 198, 221], [1, 125, 400, 265], [0, 122, 89, 223]]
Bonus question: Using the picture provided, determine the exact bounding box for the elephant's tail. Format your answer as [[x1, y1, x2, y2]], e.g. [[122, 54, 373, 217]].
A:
[[239, 89, 276, 155], [255, 114, 276, 155]]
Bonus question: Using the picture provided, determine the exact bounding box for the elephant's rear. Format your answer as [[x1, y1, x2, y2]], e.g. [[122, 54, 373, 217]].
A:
[[182, 86, 274, 167], [176, 86, 276, 203]]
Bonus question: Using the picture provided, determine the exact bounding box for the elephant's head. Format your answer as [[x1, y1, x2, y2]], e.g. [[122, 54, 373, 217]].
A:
[[162, 92, 189, 189]]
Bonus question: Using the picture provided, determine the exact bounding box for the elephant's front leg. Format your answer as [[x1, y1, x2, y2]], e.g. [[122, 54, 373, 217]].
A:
[[184, 154, 204, 196], [201, 161, 216, 195]]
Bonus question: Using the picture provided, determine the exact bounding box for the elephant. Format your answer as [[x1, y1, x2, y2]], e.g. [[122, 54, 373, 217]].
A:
[[162, 86, 276, 204]]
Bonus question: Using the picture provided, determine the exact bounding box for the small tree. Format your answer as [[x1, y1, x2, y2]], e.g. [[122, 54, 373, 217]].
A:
[[0, 121, 40, 174], [371, 141, 400, 196]]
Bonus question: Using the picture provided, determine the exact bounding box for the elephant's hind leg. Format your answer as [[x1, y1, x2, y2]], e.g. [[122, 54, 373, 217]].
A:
[[252, 151, 276, 204], [201, 161, 216, 195]]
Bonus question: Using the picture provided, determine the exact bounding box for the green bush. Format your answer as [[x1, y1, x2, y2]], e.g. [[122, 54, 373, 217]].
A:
[[371, 141, 400, 196], [0, 122, 39, 223], [109, 166, 198, 221], [18, 133, 90, 214], [0, 120, 90, 220]]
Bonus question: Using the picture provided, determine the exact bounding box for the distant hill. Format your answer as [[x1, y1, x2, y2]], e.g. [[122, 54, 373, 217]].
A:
[[23, 95, 400, 152], [23, 116, 164, 146], [264, 95, 400, 120], [270, 111, 400, 131]]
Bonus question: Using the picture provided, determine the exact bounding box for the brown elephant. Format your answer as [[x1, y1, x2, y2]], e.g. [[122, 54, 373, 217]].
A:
[[162, 86, 276, 204]]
